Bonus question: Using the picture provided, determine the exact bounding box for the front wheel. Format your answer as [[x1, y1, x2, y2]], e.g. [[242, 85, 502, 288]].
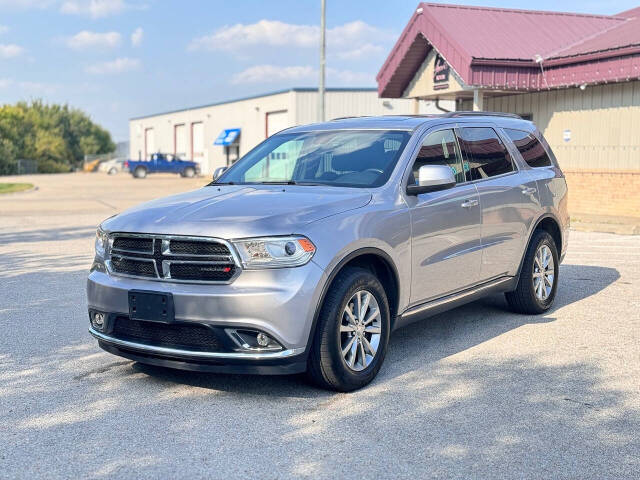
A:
[[307, 267, 390, 391], [183, 167, 195, 178], [506, 230, 559, 314]]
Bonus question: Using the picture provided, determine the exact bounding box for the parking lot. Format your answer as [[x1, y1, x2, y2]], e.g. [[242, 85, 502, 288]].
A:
[[1, 172, 639, 479]]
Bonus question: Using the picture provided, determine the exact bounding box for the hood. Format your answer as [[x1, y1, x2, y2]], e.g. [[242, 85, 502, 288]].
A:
[[102, 185, 372, 238]]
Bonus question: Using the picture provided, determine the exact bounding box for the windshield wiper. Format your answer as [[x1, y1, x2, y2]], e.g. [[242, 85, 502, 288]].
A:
[[256, 181, 298, 185], [208, 181, 235, 185]]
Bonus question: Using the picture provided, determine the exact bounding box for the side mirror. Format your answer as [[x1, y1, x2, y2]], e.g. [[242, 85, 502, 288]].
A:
[[406, 165, 456, 195], [213, 166, 227, 180]]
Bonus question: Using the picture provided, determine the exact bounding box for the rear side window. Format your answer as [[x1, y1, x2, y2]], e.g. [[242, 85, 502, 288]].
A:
[[457, 127, 514, 181], [504, 129, 552, 168]]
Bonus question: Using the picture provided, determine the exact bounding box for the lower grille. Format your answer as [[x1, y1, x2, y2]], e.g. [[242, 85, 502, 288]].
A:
[[112, 317, 222, 352]]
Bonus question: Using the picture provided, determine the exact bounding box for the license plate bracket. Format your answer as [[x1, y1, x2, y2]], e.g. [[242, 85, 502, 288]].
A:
[[128, 290, 174, 323]]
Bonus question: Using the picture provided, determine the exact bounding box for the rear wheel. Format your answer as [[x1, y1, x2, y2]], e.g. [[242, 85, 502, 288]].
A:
[[307, 267, 390, 391], [183, 167, 195, 178], [134, 166, 147, 179], [506, 230, 559, 314], [108, 167, 118, 175]]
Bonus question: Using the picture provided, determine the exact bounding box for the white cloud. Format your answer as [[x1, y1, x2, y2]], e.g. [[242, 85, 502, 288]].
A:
[[0, 77, 11, 87], [66, 30, 121, 49], [18, 80, 58, 94], [0, 44, 25, 58], [85, 57, 140, 74], [0, 25, 8, 34], [335, 42, 384, 60], [231, 64, 373, 86], [189, 19, 394, 53], [131, 27, 143, 47], [232, 64, 315, 84], [60, 0, 126, 18]]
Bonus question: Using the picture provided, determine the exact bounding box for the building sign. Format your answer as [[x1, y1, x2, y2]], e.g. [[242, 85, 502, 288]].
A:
[[433, 55, 450, 90], [563, 129, 572, 142]]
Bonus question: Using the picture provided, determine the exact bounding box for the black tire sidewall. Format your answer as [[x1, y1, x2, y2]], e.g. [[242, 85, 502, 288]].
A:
[[527, 232, 559, 311], [315, 268, 390, 391]]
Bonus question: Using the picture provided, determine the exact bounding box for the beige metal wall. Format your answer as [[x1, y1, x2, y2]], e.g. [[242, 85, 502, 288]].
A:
[[294, 90, 415, 124], [129, 90, 419, 175], [474, 81, 640, 171]]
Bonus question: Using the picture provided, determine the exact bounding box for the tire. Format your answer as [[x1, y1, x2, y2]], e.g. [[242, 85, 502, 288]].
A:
[[307, 267, 390, 392], [134, 167, 147, 179], [108, 167, 118, 175], [183, 167, 195, 178], [506, 230, 559, 314]]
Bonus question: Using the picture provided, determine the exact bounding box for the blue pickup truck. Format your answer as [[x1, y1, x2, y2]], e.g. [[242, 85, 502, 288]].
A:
[[125, 153, 200, 179]]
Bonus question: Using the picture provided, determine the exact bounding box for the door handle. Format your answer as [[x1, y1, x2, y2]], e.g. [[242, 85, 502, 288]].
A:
[[461, 199, 478, 208], [522, 187, 537, 195]]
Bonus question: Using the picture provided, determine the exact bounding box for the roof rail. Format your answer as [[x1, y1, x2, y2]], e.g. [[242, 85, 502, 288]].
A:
[[443, 111, 523, 119]]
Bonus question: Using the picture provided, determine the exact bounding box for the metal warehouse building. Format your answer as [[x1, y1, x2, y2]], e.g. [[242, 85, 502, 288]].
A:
[[377, 3, 640, 220], [129, 88, 434, 175]]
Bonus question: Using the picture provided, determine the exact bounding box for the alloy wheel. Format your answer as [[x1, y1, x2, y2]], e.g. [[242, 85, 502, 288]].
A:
[[340, 290, 382, 371], [533, 244, 554, 301]]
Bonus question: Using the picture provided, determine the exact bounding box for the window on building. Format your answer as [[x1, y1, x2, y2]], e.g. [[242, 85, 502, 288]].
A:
[[458, 127, 514, 180], [411, 129, 465, 184], [504, 129, 552, 168]]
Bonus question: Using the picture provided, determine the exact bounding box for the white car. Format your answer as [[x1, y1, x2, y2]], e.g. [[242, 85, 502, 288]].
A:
[[98, 158, 127, 175]]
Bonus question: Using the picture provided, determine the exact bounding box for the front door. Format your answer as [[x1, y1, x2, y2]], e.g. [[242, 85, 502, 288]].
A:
[[407, 128, 482, 306]]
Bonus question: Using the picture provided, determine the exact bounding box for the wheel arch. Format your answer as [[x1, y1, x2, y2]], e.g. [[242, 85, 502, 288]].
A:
[[304, 247, 401, 356], [517, 213, 563, 277]]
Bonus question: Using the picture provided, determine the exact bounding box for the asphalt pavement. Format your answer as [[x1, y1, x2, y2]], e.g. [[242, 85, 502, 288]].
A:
[[1, 173, 638, 479]]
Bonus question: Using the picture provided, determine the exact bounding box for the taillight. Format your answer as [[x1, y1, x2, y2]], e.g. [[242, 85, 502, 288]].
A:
[[124, 161, 129, 168]]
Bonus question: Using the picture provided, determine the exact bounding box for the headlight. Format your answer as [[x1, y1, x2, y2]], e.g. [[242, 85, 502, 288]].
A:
[[95, 226, 108, 258], [232, 236, 316, 269]]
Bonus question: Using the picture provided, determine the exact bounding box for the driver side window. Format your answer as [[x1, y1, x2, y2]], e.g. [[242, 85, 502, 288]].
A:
[[411, 129, 465, 184]]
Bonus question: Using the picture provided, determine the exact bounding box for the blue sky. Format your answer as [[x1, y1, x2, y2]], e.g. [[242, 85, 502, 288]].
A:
[[0, 0, 636, 141]]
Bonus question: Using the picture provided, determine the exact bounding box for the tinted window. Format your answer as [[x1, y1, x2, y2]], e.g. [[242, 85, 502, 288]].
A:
[[504, 129, 552, 168], [411, 129, 465, 184], [458, 127, 514, 180], [218, 130, 411, 188]]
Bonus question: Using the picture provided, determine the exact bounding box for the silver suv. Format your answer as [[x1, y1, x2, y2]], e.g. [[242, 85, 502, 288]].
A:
[[88, 113, 569, 391]]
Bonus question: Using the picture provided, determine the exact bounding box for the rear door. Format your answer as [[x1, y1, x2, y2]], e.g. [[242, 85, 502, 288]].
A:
[[407, 127, 482, 305], [457, 125, 538, 281]]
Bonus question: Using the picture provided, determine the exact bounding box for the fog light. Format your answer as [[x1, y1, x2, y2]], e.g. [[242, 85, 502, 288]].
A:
[[93, 312, 105, 327], [256, 332, 270, 347], [226, 329, 283, 351], [90, 311, 107, 331]]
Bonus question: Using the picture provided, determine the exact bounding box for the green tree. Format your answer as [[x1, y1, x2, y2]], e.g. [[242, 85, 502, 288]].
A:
[[0, 100, 115, 174]]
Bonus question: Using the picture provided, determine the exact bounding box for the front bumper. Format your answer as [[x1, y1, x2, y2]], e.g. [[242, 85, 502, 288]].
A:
[[87, 261, 327, 373]]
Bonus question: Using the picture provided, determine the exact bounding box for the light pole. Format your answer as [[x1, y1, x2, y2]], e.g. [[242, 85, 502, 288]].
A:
[[318, 0, 326, 122]]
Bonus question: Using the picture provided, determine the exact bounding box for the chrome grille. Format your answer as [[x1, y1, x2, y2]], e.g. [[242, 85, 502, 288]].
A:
[[106, 234, 240, 284]]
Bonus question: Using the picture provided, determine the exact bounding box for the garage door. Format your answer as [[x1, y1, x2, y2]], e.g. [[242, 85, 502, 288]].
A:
[[145, 128, 155, 160], [266, 110, 288, 138], [174, 124, 187, 159]]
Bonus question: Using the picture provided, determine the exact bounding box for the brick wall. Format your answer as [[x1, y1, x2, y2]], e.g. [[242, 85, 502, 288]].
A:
[[564, 170, 640, 219]]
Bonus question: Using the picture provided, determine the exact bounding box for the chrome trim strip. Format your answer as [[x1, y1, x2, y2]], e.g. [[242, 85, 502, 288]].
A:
[[89, 327, 305, 360], [401, 276, 514, 319]]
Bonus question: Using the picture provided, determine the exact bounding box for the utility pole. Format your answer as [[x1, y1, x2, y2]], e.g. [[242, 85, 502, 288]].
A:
[[318, 0, 326, 122]]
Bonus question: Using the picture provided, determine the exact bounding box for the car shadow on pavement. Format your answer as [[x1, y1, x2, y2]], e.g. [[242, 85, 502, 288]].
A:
[[133, 263, 620, 394]]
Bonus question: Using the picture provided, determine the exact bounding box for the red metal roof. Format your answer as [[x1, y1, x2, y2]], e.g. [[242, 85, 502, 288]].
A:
[[377, 3, 640, 97]]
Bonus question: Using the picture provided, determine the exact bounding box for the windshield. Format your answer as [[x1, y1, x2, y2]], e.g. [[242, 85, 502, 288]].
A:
[[215, 129, 411, 188]]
